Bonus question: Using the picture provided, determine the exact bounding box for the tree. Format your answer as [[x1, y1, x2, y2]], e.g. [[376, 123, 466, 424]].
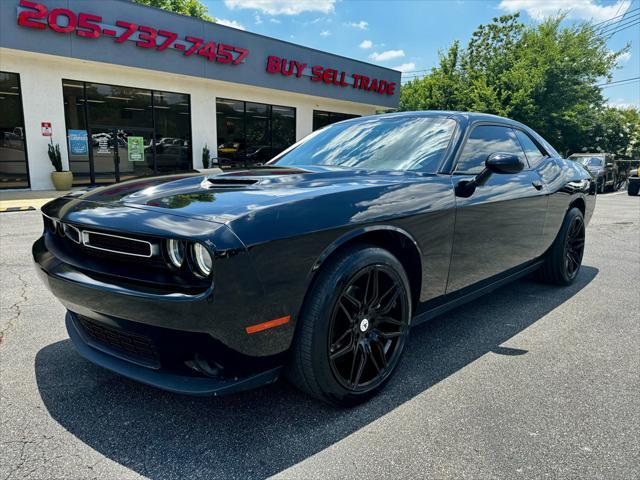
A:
[[133, 0, 214, 22], [586, 107, 640, 159], [399, 13, 638, 156]]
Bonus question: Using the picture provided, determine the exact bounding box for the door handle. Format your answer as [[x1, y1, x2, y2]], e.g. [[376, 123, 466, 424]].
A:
[[532, 180, 543, 190]]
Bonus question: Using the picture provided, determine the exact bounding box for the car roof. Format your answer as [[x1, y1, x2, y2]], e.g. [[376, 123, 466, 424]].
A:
[[335, 110, 561, 159], [344, 110, 529, 127], [568, 153, 608, 156]]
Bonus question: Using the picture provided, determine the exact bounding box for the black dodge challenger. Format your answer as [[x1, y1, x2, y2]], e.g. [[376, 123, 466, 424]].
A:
[[34, 112, 594, 405]]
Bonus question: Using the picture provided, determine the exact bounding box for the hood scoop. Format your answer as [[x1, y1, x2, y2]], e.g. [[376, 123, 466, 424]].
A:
[[201, 177, 259, 189]]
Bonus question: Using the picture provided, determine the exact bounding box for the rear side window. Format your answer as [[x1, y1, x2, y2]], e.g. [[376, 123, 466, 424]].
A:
[[455, 125, 526, 174], [515, 130, 546, 167]]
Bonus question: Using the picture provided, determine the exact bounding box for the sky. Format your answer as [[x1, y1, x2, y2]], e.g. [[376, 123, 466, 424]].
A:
[[202, 0, 640, 109]]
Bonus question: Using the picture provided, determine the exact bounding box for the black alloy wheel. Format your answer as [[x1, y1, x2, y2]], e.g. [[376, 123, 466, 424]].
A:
[[287, 245, 411, 405], [564, 215, 585, 281], [328, 265, 409, 392], [539, 207, 585, 286]]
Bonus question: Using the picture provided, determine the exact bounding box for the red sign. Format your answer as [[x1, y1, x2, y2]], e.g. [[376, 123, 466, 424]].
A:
[[17, 0, 249, 65], [41, 122, 52, 136], [266, 55, 397, 96]]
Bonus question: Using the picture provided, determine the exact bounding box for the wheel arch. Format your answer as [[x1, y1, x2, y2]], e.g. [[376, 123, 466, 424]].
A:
[[569, 196, 586, 217], [305, 225, 424, 314]]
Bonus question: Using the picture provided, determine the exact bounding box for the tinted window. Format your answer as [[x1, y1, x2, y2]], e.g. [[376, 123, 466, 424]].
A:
[[153, 91, 192, 174], [63, 80, 90, 184], [575, 156, 604, 167], [313, 110, 359, 131], [456, 125, 525, 174], [85, 83, 153, 128], [272, 105, 296, 157], [62, 80, 192, 185], [216, 98, 296, 163], [0, 72, 29, 188], [515, 129, 546, 167], [274, 116, 456, 173], [216, 99, 245, 160]]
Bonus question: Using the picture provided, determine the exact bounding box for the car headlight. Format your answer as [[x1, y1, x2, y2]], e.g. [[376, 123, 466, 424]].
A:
[[192, 243, 213, 277], [165, 238, 186, 268]]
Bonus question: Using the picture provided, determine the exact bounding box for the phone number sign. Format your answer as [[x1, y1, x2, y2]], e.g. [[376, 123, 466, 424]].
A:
[[16, 0, 249, 65]]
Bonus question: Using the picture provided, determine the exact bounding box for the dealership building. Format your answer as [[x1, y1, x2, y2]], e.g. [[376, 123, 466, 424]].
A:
[[0, 0, 400, 190]]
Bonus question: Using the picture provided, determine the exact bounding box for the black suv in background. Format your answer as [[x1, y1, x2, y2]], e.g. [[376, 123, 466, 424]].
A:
[[569, 153, 621, 193]]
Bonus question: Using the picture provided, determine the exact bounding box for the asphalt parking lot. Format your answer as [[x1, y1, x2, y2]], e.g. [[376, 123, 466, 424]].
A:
[[1, 191, 638, 480]]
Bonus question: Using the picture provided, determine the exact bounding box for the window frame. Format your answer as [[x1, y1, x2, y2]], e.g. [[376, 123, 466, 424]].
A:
[[512, 127, 550, 169]]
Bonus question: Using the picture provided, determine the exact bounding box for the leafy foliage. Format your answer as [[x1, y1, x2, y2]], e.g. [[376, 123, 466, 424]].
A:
[[399, 14, 638, 157], [47, 141, 63, 172], [133, 0, 214, 22], [202, 143, 210, 168]]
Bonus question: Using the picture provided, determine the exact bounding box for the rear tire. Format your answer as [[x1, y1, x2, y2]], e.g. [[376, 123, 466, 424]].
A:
[[287, 245, 411, 406], [629, 182, 639, 196], [539, 207, 585, 286]]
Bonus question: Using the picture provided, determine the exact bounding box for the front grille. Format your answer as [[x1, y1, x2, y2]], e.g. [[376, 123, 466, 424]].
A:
[[63, 223, 81, 243], [77, 315, 160, 367], [43, 215, 57, 234], [82, 230, 152, 257], [42, 215, 210, 294]]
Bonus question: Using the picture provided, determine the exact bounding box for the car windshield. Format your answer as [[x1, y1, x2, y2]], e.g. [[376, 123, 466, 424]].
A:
[[575, 156, 604, 167], [271, 116, 457, 173]]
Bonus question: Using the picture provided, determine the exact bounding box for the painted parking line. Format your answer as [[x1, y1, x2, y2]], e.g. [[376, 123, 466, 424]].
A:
[[0, 206, 36, 213]]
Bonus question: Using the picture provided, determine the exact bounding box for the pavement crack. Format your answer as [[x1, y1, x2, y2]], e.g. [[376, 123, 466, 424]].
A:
[[0, 272, 29, 346], [1, 438, 35, 480]]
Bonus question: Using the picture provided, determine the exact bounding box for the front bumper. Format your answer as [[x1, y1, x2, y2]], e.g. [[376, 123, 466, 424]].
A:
[[65, 311, 281, 396], [33, 230, 289, 395]]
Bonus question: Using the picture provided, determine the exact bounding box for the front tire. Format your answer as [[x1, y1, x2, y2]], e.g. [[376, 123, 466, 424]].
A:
[[539, 207, 585, 285], [287, 245, 411, 406]]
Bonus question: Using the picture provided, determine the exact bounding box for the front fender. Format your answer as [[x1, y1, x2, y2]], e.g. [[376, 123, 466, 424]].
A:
[[311, 224, 424, 272]]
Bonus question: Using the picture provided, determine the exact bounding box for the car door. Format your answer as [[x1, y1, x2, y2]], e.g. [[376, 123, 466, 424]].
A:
[[446, 123, 548, 293]]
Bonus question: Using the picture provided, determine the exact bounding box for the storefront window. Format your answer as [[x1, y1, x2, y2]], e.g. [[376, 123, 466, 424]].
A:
[[313, 110, 359, 131], [154, 91, 191, 174], [216, 98, 295, 165], [0, 72, 29, 188], [272, 106, 296, 157], [62, 80, 192, 185], [63, 80, 90, 185]]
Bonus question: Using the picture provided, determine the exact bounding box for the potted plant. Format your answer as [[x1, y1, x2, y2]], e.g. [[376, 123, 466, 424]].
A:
[[48, 139, 73, 190], [196, 144, 222, 174], [202, 143, 210, 169]]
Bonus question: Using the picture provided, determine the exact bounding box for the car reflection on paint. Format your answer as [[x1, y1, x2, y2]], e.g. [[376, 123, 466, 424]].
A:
[[33, 111, 594, 405]]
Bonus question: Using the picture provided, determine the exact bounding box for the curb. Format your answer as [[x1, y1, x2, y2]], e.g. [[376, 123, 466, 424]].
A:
[[0, 206, 37, 213]]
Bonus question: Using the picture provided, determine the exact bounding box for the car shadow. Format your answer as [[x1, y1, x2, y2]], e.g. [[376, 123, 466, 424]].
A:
[[35, 266, 598, 479]]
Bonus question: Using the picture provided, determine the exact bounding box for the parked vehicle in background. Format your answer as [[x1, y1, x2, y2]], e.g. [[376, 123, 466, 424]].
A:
[[628, 165, 640, 196], [568, 153, 626, 193]]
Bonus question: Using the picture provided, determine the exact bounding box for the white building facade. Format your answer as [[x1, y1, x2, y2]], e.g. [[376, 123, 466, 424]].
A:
[[0, 0, 400, 190]]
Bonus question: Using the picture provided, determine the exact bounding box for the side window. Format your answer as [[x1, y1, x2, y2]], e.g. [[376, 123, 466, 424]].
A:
[[455, 125, 526, 174], [515, 129, 546, 168]]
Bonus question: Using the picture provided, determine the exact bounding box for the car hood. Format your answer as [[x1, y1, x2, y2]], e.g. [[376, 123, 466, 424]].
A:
[[67, 166, 426, 224]]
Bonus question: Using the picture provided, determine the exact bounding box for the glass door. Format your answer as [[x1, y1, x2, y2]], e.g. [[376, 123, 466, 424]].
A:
[[90, 126, 154, 184]]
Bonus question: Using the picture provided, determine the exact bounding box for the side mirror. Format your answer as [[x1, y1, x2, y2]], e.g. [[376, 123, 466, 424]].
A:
[[485, 152, 525, 174], [455, 152, 524, 198]]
